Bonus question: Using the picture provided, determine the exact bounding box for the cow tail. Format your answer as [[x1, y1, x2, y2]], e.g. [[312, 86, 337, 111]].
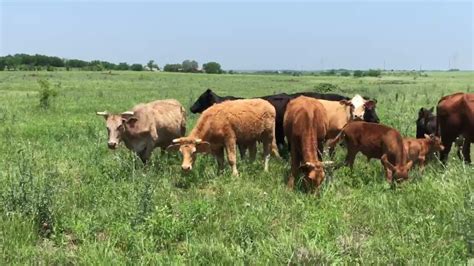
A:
[[327, 125, 347, 148], [180, 105, 187, 136]]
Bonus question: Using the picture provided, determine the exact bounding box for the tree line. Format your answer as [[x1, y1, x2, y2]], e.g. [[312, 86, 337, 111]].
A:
[[0, 54, 224, 74]]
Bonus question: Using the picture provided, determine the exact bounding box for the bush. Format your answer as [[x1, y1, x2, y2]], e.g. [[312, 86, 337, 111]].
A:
[[353, 70, 363, 77], [365, 69, 381, 77], [130, 64, 144, 71], [340, 71, 351, 77], [314, 83, 340, 93], [163, 64, 182, 72], [37, 79, 58, 109], [203, 62, 222, 74]]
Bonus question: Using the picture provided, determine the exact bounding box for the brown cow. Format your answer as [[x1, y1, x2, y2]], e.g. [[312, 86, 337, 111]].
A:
[[167, 99, 277, 176], [437, 92, 474, 163], [403, 134, 444, 172], [284, 96, 328, 191], [329, 121, 413, 183], [96, 99, 186, 163]]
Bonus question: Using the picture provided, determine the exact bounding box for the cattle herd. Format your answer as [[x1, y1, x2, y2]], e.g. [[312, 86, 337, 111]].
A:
[[97, 90, 473, 192]]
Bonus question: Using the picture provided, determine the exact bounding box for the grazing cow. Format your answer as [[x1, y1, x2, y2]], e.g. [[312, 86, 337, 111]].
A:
[[416, 107, 437, 138], [189, 88, 243, 114], [167, 99, 276, 176], [437, 92, 474, 163], [284, 96, 328, 191], [96, 99, 186, 163], [329, 121, 413, 183], [349, 94, 380, 123], [416, 106, 464, 160], [403, 134, 444, 172]]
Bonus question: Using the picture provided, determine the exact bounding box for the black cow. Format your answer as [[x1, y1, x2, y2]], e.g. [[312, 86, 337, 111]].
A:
[[190, 89, 243, 114], [416, 106, 464, 159], [416, 107, 437, 138], [189, 89, 380, 156]]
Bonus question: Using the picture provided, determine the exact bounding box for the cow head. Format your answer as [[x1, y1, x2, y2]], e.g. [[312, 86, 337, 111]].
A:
[[96, 111, 138, 149], [167, 137, 211, 172], [299, 161, 325, 187], [350, 94, 380, 123], [416, 107, 436, 138], [424, 134, 444, 152], [363, 100, 380, 123], [190, 89, 218, 114], [381, 154, 413, 182]]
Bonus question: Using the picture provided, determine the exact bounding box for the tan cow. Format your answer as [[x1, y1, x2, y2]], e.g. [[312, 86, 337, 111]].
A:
[[96, 99, 186, 163], [167, 99, 276, 176], [284, 96, 328, 191], [403, 134, 444, 172]]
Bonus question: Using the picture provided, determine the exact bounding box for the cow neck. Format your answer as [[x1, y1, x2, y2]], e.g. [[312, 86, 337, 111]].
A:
[[300, 128, 319, 164]]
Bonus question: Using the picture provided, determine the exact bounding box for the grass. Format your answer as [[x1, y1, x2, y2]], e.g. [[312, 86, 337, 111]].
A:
[[0, 70, 472, 264]]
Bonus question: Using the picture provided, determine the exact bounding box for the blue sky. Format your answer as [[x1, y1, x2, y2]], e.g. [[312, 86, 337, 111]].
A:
[[1, 1, 472, 70]]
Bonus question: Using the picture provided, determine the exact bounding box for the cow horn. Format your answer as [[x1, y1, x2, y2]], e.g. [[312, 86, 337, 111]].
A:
[[121, 111, 134, 116], [172, 138, 181, 144], [195, 139, 202, 144], [322, 161, 334, 166], [96, 111, 109, 116]]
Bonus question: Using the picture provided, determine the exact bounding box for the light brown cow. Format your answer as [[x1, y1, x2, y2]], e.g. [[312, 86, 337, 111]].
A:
[[96, 99, 186, 163], [403, 134, 444, 172], [284, 96, 328, 191], [318, 99, 354, 140], [167, 99, 276, 176], [329, 121, 413, 183]]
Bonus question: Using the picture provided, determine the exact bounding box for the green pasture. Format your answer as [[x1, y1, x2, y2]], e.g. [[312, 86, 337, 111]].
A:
[[0, 70, 472, 264]]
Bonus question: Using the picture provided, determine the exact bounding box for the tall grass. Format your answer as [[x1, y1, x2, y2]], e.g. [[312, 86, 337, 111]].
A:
[[0, 71, 472, 264]]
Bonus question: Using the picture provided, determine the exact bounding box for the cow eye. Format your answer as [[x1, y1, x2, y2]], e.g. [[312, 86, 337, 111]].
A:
[[117, 124, 123, 130]]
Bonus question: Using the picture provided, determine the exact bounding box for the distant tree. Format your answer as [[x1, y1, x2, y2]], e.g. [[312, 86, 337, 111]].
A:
[[182, 60, 199, 72], [0, 58, 5, 71], [353, 70, 363, 77], [365, 69, 381, 77], [203, 62, 222, 74], [130, 64, 144, 71], [340, 71, 351, 77], [163, 64, 182, 72], [117, 62, 130, 70], [147, 60, 160, 71]]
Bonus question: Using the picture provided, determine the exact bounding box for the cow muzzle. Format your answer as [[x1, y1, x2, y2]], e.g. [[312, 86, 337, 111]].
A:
[[181, 164, 192, 172], [108, 142, 118, 149]]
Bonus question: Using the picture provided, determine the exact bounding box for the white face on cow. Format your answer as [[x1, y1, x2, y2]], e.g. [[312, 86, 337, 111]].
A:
[[350, 94, 366, 120], [96, 111, 137, 149]]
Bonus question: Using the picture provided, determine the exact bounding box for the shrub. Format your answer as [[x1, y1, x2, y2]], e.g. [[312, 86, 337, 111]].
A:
[[203, 62, 222, 74], [353, 70, 363, 77], [314, 83, 340, 93], [130, 64, 144, 71], [340, 71, 351, 77], [37, 79, 58, 109], [365, 69, 381, 77]]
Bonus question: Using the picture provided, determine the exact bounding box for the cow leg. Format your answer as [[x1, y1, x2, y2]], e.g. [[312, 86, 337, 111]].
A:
[[462, 138, 471, 164], [344, 146, 357, 169], [213, 147, 225, 173], [440, 139, 454, 164], [138, 144, 154, 164], [262, 138, 272, 172], [225, 140, 238, 176], [238, 143, 247, 159], [418, 155, 426, 173], [249, 142, 257, 162], [287, 146, 299, 190]]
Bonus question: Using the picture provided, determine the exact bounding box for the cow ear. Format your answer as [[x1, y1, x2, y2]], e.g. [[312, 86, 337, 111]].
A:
[[429, 107, 434, 113], [339, 100, 352, 106], [381, 154, 396, 172], [406, 160, 413, 170], [299, 162, 315, 171], [96, 111, 109, 119], [206, 88, 212, 93], [424, 134, 431, 140], [364, 100, 376, 109], [196, 141, 211, 153], [166, 144, 180, 152]]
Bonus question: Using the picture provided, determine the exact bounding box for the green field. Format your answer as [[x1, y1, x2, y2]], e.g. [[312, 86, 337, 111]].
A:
[[0, 71, 472, 264]]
